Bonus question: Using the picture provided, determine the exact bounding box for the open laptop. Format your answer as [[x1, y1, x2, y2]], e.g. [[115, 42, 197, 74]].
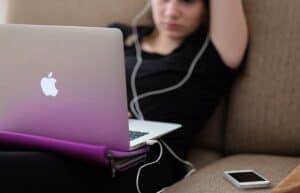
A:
[[0, 24, 182, 151]]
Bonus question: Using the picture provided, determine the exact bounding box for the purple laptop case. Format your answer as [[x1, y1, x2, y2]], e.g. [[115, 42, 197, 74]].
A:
[[0, 130, 149, 168]]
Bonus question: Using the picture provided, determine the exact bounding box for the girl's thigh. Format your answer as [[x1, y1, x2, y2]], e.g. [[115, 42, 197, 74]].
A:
[[0, 144, 185, 193], [0, 151, 113, 193]]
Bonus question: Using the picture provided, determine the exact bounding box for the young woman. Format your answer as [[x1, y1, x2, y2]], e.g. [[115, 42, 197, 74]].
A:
[[110, 0, 248, 158], [0, 0, 248, 193], [106, 0, 248, 192]]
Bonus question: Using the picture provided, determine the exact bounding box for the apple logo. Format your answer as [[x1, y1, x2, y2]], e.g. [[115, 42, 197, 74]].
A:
[[40, 72, 58, 97]]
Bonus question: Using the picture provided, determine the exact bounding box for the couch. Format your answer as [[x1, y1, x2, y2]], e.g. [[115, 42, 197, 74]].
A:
[[4, 0, 300, 192]]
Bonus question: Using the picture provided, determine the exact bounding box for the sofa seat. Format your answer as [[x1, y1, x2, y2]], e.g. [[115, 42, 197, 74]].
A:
[[164, 154, 300, 193], [187, 148, 222, 169]]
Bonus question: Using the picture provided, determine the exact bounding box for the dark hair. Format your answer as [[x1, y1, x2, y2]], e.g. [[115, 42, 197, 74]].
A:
[[203, 0, 210, 28], [193, 0, 210, 39]]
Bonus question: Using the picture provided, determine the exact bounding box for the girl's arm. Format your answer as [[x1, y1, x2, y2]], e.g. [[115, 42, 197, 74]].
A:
[[210, 0, 249, 69]]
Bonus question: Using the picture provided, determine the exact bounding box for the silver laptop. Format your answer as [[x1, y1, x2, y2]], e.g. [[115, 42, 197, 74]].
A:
[[0, 24, 182, 151]]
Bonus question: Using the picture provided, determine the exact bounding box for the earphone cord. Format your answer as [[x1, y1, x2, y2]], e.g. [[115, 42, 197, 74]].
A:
[[130, 1, 210, 192], [130, 1, 210, 120], [130, 0, 151, 120]]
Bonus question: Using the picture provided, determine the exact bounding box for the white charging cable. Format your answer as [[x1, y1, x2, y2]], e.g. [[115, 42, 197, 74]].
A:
[[160, 139, 196, 179], [136, 139, 197, 193], [136, 139, 163, 193]]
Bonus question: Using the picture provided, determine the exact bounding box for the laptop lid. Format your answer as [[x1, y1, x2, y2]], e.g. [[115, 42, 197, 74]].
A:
[[0, 24, 130, 151]]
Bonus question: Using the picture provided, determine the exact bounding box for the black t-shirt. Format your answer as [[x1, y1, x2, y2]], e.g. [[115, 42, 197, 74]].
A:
[[109, 22, 246, 156]]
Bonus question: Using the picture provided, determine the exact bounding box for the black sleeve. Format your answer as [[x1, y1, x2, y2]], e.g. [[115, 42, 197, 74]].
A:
[[202, 39, 248, 75]]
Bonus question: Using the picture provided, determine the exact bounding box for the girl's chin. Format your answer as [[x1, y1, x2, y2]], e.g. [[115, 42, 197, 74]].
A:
[[164, 32, 186, 40]]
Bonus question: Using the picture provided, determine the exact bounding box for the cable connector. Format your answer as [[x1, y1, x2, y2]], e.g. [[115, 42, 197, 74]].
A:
[[146, 139, 159, 146]]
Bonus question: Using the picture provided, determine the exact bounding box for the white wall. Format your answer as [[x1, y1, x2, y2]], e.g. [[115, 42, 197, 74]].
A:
[[0, 0, 7, 24]]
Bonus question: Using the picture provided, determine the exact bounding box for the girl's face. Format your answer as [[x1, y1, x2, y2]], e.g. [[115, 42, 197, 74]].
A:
[[151, 0, 207, 40]]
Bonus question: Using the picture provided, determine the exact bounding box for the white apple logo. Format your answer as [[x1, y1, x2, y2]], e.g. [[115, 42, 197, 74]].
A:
[[41, 72, 58, 96]]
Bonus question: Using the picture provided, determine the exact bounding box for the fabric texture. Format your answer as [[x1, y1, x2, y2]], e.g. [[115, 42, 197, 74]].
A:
[[164, 155, 300, 193], [187, 148, 222, 169], [6, 0, 152, 27], [225, 0, 300, 156]]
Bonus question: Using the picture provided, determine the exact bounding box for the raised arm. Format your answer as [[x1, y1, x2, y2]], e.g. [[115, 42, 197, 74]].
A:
[[210, 0, 249, 69]]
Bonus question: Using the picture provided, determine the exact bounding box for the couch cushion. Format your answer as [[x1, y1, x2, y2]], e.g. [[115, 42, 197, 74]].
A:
[[164, 154, 300, 193], [225, 0, 300, 155], [6, 0, 152, 26], [187, 148, 222, 169]]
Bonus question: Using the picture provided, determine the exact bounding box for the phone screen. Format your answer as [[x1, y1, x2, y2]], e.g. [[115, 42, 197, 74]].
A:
[[229, 172, 266, 182]]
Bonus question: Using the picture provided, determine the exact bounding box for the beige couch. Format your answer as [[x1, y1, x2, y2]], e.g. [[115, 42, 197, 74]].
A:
[[4, 0, 300, 192]]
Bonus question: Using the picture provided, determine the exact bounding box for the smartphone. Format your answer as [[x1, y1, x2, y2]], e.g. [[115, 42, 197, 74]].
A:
[[223, 170, 271, 189]]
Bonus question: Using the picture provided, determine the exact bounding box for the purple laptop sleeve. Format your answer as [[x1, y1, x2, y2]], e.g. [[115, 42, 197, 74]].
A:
[[0, 130, 150, 172]]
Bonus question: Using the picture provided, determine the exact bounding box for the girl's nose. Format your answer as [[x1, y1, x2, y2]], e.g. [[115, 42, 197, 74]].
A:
[[164, 1, 182, 19]]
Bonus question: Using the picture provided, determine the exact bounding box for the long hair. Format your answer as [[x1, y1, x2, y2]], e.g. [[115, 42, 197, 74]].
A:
[[186, 0, 210, 41], [193, 0, 210, 40]]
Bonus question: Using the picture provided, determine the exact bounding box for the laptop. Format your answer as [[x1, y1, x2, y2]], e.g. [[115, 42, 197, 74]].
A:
[[0, 24, 182, 151]]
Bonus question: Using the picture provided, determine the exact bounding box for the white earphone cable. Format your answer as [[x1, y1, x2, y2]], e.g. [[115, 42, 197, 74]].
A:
[[130, 1, 210, 192], [130, 0, 152, 119], [130, 1, 210, 120]]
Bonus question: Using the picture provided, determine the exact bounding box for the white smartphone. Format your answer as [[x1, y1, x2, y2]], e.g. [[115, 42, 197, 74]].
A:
[[223, 170, 271, 189]]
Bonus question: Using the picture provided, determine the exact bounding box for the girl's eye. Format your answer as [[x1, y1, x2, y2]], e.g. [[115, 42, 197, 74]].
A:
[[182, 0, 196, 4], [160, 0, 196, 4]]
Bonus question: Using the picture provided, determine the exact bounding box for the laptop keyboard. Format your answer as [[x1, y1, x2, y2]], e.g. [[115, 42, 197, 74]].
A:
[[129, 130, 149, 141]]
